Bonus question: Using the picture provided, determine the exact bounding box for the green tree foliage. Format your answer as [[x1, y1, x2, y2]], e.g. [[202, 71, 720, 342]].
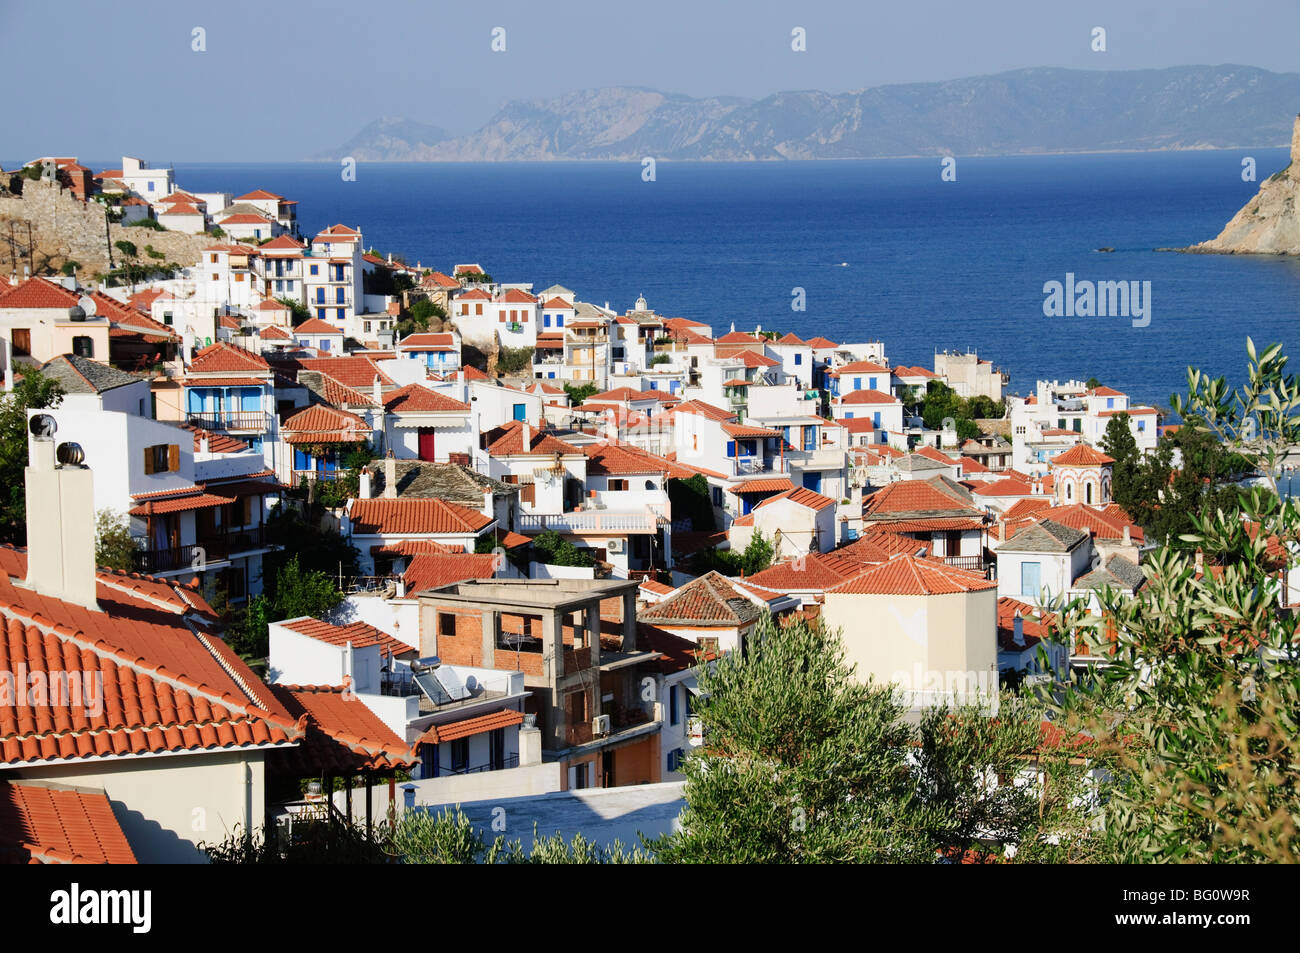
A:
[[495, 346, 534, 376], [530, 529, 594, 567], [397, 297, 445, 337], [667, 474, 716, 531], [649, 615, 1072, 862], [265, 505, 361, 579], [917, 380, 1002, 441], [223, 554, 345, 661], [276, 296, 311, 324], [563, 382, 599, 405], [0, 368, 64, 544], [94, 509, 137, 572], [691, 531, 773, 576], [1100, 412, 1141, 509]]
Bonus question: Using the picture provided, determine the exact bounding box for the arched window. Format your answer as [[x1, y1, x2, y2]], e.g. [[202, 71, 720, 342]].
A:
[[1086, 482, 1093, 504]]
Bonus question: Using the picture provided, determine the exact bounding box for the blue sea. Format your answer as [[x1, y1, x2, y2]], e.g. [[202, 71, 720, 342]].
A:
[[62, 151, 1300, 409]]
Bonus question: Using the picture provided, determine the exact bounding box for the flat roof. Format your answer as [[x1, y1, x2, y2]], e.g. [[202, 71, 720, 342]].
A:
[[423, 576, 639, 609]]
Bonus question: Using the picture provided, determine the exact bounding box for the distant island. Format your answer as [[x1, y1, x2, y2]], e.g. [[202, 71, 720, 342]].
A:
[[317, 64, 1300, 162]]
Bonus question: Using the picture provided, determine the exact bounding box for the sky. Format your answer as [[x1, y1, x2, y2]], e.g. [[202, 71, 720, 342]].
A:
[[3, 0, 1299, 161]]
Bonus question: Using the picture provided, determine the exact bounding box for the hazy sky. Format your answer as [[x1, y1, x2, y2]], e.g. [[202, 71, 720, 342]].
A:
[[4, 0, 1299, 161]]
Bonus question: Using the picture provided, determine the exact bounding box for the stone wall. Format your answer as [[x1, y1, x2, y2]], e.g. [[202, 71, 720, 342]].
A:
[[0, 180, 210, 279]]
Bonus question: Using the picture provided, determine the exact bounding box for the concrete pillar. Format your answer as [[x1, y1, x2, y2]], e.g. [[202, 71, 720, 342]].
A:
[[519, 724, 542, 766], [480, 609, 497, 669], [542, 610, 562, 679], [622, 590, 638, 651]]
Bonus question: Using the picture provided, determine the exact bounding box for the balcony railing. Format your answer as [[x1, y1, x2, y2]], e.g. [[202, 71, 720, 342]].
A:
[[517, 510, 666, 534], [941, 554, 994, 579], [185, 410, 272, 433], [131, 526, 271, 574], [735, 457, 786, 475]]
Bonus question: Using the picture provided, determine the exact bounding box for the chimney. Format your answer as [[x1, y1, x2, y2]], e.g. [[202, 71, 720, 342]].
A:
[[1012, 614, 1025, 648], [359, 465, 371, 500], [199, 434, 210, 455], [520, 419, 531, 449], [372, 374, 382, 409], [20, 417, 99, 612], [482, 487, 493, 518], [1122, 524, 1131, 545], [383, 452, 397, 500]]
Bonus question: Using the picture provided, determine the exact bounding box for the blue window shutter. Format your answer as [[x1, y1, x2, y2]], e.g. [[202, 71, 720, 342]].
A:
[[726, 440, 736, 456], [557, 315, 564, 327], [294, 448, 309, 470], [845, 412, 853, 419], [854, 377, 861, 390], [794, 353, 802, 365], [869, 377, 877, 390], [544, 315, 550, 327]]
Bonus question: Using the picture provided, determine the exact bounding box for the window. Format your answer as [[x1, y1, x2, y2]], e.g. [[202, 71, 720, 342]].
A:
[[337, 309, 345, 321], [336, 288, 345, 304], [72, 336, 93, 358], [450, 738, 469, 773], [475, 304, 483, 316], [544, 315, 551, 327], [1020, 561, 1042, 598], [315, 288, 325, 304], [162, 312, 173, 326], [143, 444, 178, 474], [439, 613, 456, 637], [317, 308, 325, 320], [211, 273, 218, 282], [363, 321, 371, 333], [670, 685, 680, 725], [512, 403, 526, 421], [1137, 420, 1146, 432], [234, 272, 244, 282], [1107, 398, 1114, 409], [712, 487, 723, 506], [309, 264, 319, 276], [794, 353, 802, 365], [608, 479, 629, 491], [556, 315, 564, 327], [210, 254, 218, 264]]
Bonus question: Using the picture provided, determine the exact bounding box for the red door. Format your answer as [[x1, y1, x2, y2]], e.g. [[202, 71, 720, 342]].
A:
[[417, 428, 436, 461]]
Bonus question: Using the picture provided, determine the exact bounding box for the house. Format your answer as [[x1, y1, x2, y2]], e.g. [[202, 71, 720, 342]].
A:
[[218, 212, 281, 242], [934, 349, 1006, 401], [303, 224, 364, 331], [178, 342, 277, 457], [0, 278, 111, 368], [637, 571, 767, 655], [291, 316, 345, 353], [234, 189, 299, 233], [993, 519, 1093, 604], [399, 331, 462, 373], [280, 404, 373, 485], [418, 578, 663, 790], [382, 382, 475, 462], [345, 497, 497, 573], [0, 426, 302, 862], [832, 389, 904, 445], [728, 486, 838, 557], [40, 353, 151, 416], [862, 476, 990, 573], [117, 155, 174, 201], [822, 554, 1000, 711]]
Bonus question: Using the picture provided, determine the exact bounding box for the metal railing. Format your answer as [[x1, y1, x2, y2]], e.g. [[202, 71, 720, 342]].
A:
[[131, 526, 271, 573], [185, 410, 272, 432], [431, 754, 520, 777]]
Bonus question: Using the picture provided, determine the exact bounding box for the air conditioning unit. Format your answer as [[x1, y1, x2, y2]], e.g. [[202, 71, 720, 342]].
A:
[[592, 714, 611, 736], [606, 538, 624, 554]]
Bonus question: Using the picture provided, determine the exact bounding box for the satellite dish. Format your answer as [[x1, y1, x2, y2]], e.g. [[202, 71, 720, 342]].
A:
[[77, 295, 96, 316]]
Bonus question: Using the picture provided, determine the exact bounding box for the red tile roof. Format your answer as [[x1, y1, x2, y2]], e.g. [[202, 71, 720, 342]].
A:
[[735, 351, 779, 368], [237, 189, 285, 201], [1089, 385, 1125, 397], [721, 422, 780, 439], [259, 324, 293, 340], [219, 213, 273, 225], [280, 617, 412, 657], [128, 491, 234, 516], [294, 356, 394, 388], [268, 685, 416, 771], [829, 360, 891, 376], [829, 554, 997, 595], [583, 442, 686, 477], [637, 572, 763, 627], [864, 479, 979, 518], [383, 382, 469, 414], [498, 288, 537, 304], [258, 235, 305, 252], [483, 420, 581, 456], [1051, 444, 1116, 467], [399, 332, 458, 351], [404, 553, 500, 593], [959, 456, 991, 474], [754, 486, 837, 512], [281, 404, 370, 444], [805, 336, 838, 348], [0, 782, 137, 864], [0, 548, 299, 768], [293, 317, 343, 335], [188, 342, 270, 375], [670, 400, 735, 423], [971, 477, 1037, 497], [838, 388, 898, 405], [178, 422, 249, 454], [0, 278, 81, 310], [348, 499, 493, 536], [728, 478, 795, 494], [747, 553, 859, 591], [1000, 497, 1054, 521], [422, 271, 460, 289], [413, 708, 524, 745]]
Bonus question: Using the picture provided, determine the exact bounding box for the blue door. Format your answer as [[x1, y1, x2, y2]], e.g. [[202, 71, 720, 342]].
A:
[[513, 403, 527, 421], [1020, 561, 1042, 598]]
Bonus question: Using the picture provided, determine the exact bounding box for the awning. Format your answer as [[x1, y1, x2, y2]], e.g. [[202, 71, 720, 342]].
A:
[[129, 492, 235, 516], [412, 708, 525, 746], [202, 479, 288, 497]]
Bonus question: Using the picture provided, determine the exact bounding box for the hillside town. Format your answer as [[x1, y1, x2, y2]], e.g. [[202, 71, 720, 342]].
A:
[[0, 155, 1285, 865]]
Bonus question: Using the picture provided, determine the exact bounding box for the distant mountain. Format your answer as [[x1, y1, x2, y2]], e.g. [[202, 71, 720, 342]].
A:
[[319, 66, 1300, 162], [1191, 114, 1300, 255], [317, 116, 451, 161]]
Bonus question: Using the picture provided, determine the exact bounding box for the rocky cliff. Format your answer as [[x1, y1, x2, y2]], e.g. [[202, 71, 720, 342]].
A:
[[1192, 114, 1300, 255]]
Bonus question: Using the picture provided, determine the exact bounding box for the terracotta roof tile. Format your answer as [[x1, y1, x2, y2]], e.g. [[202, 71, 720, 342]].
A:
[[268, 685, 415, 772], [638, 572, 763, 627], [0, 782, 137, 864], [413, 707, 524, 745], [0, 278, 81, 310], [383, 383, 470, 414], [483, 420, 581, 457], [280, 617, 412, 657], [754, 486, 837, 512], [1050, 444, 1116, 467], [348, 499, 493, 536], [281, 404, 370, 443], [829, 554, 997, 595], [188, 342, 270, 375]]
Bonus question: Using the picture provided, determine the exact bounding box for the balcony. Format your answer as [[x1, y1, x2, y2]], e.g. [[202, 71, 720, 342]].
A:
[[131, 525, 271, 574], [186, 410, 272, 433], [735, 457, 787, 476], [564, 703, 656, 747], [517, 509, 667, 534], [940, 554, 995, 579]]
